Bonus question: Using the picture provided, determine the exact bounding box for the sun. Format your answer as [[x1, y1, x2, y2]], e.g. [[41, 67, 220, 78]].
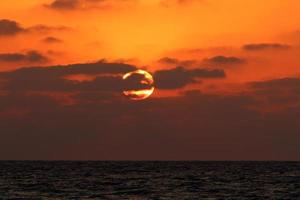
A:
[[122, 69, 155, 100]]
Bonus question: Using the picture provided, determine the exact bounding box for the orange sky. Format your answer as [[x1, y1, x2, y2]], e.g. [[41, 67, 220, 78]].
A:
[[1, 0, 300, 94], [1, 1, 300, 59]]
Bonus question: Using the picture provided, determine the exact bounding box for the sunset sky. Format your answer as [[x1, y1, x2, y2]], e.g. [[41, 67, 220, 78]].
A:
[[1, 0, 300, 160]]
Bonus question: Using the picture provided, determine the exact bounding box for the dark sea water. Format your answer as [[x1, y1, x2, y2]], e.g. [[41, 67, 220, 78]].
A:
[[0, 161, 299, 199]]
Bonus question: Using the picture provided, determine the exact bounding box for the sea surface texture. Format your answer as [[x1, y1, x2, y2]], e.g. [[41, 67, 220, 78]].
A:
[[0, 161, 299, 199]]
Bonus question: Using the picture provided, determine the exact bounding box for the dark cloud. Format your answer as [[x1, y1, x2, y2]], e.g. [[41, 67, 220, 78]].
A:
[[0, 61, 299, 160], [123, 72, 154, 91], [250, 77, 300, 104], [158, 57, 179, 65], [0, 51, 49, 63], [72, 91, 120, 103], [243, 43, 290, 51], [1, 85, 300, 160], [251, 77, 300, 89], [0, 19, 70, 37], [42, 36, 63, 44], [244, 77, 300, 112], [47, 0, 80, 10], [0, 60, 136, 92], [161, 0, 203, 7], [45, 0, 130, 11], [205, 55, 245, 65], [0, 19, 25, 36], [0, 61, 224, 92], [158, 57, 197, 67], [154, 66, 225, 89], [28, 25, 70, 33]]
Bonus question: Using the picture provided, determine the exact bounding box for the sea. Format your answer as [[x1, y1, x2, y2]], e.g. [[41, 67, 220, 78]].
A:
[[0, 161, 299, 199]]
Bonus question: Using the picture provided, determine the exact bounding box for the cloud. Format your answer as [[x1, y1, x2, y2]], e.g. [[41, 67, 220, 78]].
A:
[[47, 0, 80, 10], [158, 57, 197, 67], [1, 61, 299, 160], [0, 61, 225, 92], [251, 77, 300, 89], [42, 36, 63, 44], [0, 19, 25, 36], [204, 55, 245, 65], [154, 66, 225, 89], [158, 57, 179, 65], [243, 43, 290, 51], [250, 77, 300, 98], [0, 60, 136, 92], [1, 84, 300, 160], [45, 0, 134, 11], [247, 77, 300, 112], [161, 0, 204, 7], [0, 51, 49, 63], [28, 25, 70, 33], [0, 19, 70, 37], [0, 62, 300, 160]]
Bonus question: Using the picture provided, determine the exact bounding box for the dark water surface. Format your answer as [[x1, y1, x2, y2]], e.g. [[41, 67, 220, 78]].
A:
[[0, 161, 299, 199]]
